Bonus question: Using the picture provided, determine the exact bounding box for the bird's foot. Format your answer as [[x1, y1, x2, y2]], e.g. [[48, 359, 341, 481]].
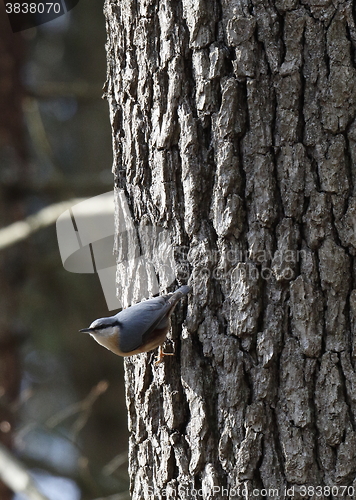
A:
[[155, 342, 175, 365]]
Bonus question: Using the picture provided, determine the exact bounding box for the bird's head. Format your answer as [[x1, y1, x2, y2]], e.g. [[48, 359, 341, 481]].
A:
[[79, 317, 121, 339]]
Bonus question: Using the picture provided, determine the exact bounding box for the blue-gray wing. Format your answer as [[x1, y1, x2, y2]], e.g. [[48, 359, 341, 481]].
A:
[[117, 296, 172, 353], [117, 286, 192, 354]]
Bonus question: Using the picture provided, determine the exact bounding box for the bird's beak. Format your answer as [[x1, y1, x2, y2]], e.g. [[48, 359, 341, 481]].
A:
[[79, 328, 93, 333]]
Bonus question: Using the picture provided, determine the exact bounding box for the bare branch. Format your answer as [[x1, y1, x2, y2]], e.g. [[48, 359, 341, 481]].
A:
[[0, 198, 85, 251], [0, 442, 49, 500], [46, 380, 109, 440]]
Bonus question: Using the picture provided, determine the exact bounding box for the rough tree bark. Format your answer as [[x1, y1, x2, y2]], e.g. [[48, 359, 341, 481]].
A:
[[104, 0, 356, 498]]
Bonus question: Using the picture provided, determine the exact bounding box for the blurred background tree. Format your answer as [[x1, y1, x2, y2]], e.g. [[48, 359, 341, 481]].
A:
[[0, 2, 129, 499]]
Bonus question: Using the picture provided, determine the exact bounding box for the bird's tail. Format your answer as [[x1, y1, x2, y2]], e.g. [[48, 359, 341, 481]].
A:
[[168, 285, 192, 306], [176, 285, 192, 296]]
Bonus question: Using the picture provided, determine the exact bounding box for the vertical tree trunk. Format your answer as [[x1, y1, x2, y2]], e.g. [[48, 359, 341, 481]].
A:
[[104, 0, 356, 498]]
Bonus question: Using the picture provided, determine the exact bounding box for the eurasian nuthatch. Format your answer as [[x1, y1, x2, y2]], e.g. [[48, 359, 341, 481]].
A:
[[79, 285, 191, 360]]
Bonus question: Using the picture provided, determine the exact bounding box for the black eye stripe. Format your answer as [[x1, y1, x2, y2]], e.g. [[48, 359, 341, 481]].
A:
[[94, 320, 121, 330]]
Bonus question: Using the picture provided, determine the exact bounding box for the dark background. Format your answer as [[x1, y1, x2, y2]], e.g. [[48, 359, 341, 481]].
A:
[[0, 2, 129, 499]]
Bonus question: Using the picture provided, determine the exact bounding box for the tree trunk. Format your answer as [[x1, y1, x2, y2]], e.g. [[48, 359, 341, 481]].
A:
[[104, 0, 356, 498]]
